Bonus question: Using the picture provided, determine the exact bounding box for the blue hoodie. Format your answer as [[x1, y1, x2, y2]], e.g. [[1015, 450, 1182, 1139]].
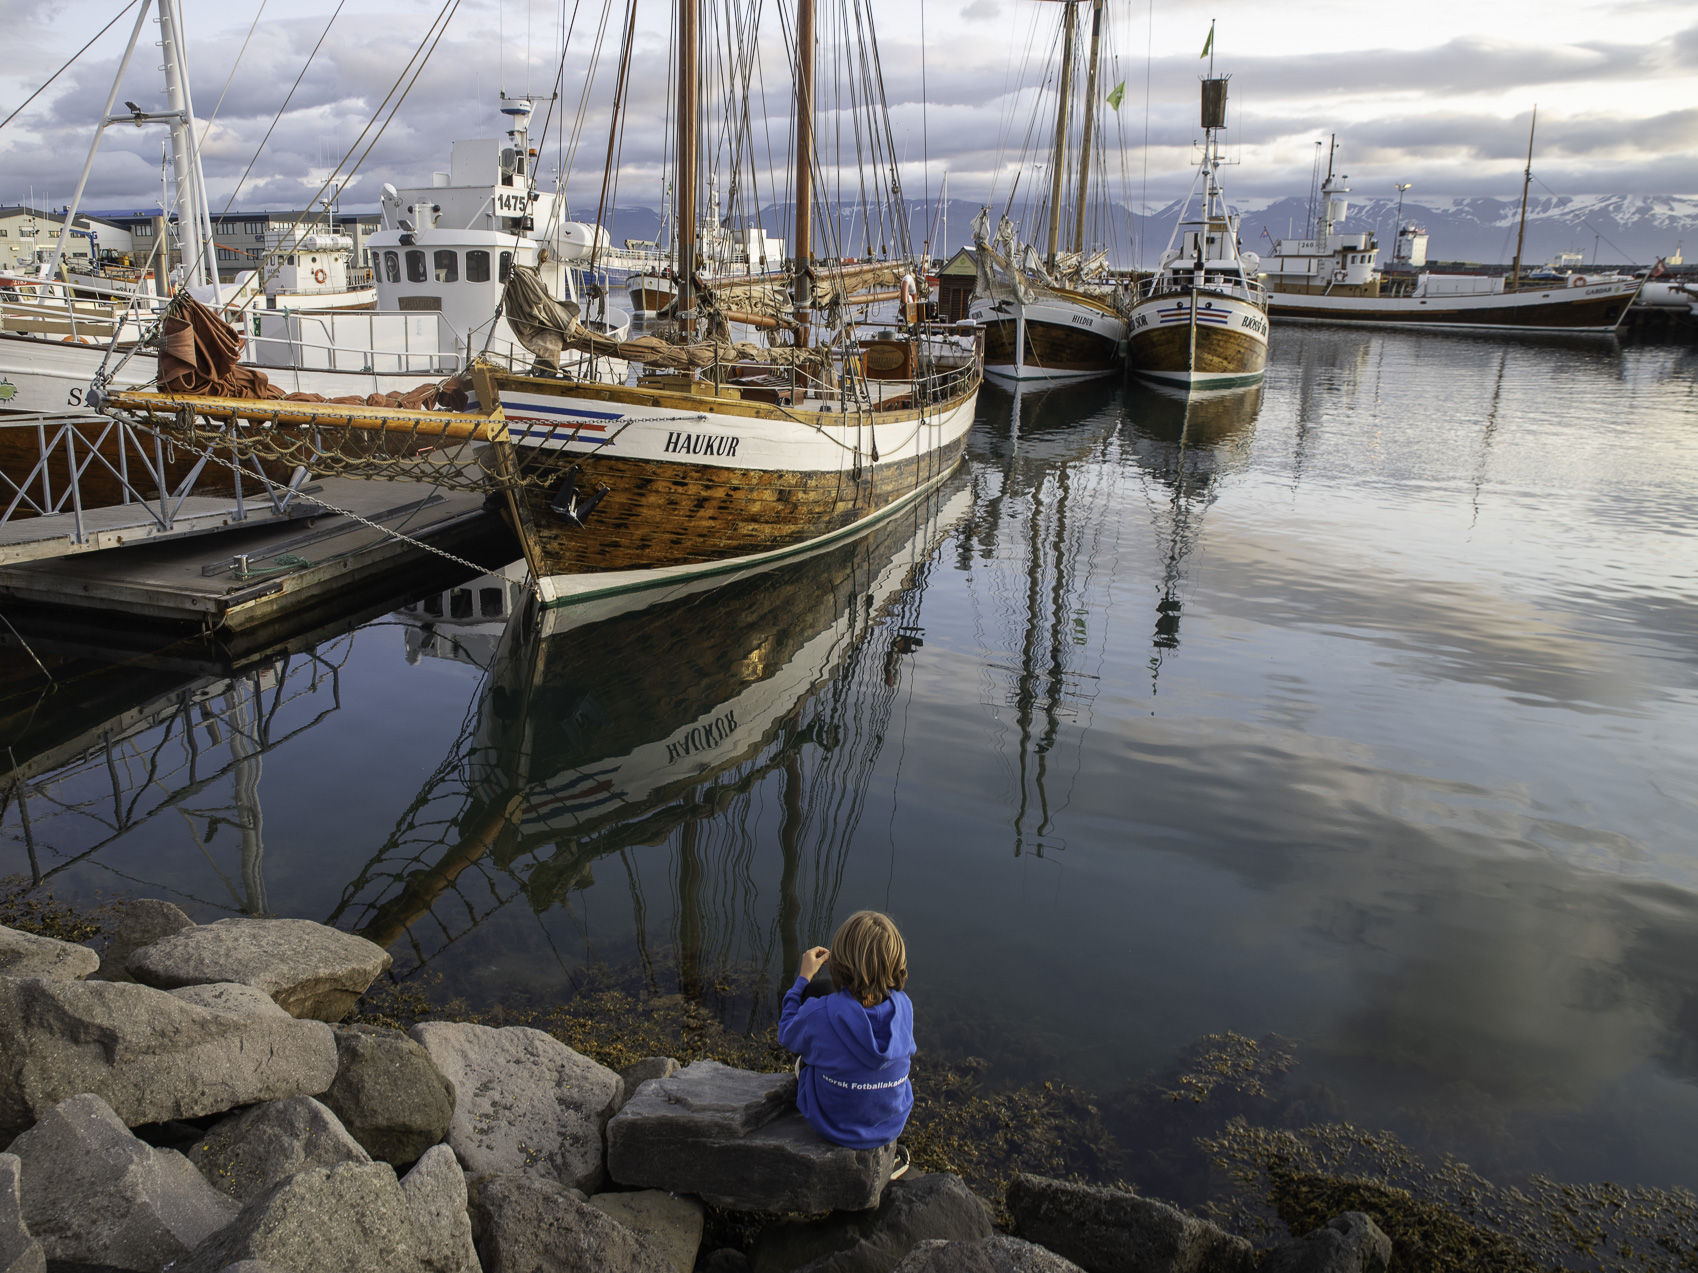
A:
[[777, 977, 916, 1150]]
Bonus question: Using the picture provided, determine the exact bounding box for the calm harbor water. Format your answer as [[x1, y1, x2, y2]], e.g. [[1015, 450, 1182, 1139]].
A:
[[4, 326, 1696, 1200]]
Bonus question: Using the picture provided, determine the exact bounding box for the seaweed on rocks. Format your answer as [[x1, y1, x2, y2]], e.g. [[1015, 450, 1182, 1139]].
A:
[[1203, 1120, 1698, 1273], [0, 875, 121, 944]]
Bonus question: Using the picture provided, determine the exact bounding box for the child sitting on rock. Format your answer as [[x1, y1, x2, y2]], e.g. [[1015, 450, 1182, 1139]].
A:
[[778, 910, 916, 1166]]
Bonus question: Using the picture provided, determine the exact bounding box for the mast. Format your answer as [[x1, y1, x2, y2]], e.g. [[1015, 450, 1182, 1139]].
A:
[[1071, 0, 1102, 256], [676, 0, 699, 334], [791, 0, 815, 343], [158, 0, 217, 291], [1045, 0, 1078, 269], [1510, 106, 1536, 290]]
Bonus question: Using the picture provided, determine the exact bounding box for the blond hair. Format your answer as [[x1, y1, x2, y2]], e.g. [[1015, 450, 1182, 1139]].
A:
[[828, 911, 908, 1005]]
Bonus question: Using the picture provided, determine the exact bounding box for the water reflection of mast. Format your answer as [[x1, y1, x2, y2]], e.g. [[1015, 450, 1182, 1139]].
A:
[[1123, 383, 1265, 694]]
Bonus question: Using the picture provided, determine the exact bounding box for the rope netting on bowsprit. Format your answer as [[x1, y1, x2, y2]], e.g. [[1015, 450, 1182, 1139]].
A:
[[148, 412, 526, 493]]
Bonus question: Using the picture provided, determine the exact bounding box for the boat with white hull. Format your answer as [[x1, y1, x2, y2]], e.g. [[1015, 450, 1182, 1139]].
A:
[[969, 0, 1128, 382], [1127, 72, 1268, 389], [1261, 127, 1639, 334]]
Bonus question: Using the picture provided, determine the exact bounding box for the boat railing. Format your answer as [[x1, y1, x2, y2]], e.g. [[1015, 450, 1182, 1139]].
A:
[[0, 410, 313, 546], [246, 310, 464, 376], [1135, 270, 1267, 306]]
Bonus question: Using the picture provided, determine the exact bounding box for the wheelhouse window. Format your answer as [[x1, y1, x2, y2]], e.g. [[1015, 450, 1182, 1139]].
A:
[[466, 250, 491, 283], [406, 249, 427, 283], [498, 251, 513, 283], [433, 249, 458, 283], [384, 251, 400, 283]]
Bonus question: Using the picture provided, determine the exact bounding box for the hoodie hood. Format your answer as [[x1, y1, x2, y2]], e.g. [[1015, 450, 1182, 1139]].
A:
[[823, 990, 914, 1070]]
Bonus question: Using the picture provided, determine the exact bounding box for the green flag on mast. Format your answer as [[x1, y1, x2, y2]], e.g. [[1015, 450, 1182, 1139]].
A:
[[1107, 81, 1126, 110], [1201, 23, 1214, 58]]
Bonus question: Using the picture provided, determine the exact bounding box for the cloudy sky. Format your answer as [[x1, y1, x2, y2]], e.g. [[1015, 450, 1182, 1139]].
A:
[[1, 0, 1693, 222]]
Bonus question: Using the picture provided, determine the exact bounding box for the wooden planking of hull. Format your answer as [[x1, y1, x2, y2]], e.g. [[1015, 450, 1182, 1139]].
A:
[[1268, 279, 1639, 332], [1127, 289, 1268, 388], [482, 364, 980, 606], [971, 294, 1127, 382]]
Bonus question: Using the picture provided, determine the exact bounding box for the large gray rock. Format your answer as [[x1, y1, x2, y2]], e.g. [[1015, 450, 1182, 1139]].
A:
[[173, 1161, 428, 1273], [474, 1173, 674, 1273], [401, 1145, 479, 1273], [1006, 1175, 1253, 1273], [588, 1190, 704, 1273], [188, 1095, 371, 1204], [0, 976, 337, 1138], [321, 1024, 456, 1166], [127, 917, 391, 1021], [607, 1061, 895, 1213], [755, 1172, 996, 1273], [0, 925, 98, 981], [616, 1057, 681, 1110], [4, 1093, 236, 1272], [92, 899, 195, 983], [410, 1021, 622, 1192], [893, 1237, 1086, 1273], [1260, 1213, 1392, 1273], [0, 1154, 44, 1273]]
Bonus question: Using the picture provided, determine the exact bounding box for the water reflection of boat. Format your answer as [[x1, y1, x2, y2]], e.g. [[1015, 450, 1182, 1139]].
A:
[[330, 483, 970, 976], [1122, 381, 1262, 674]]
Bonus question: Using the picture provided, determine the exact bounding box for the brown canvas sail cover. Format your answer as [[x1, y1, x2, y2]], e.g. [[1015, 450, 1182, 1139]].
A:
[[155, 293, 467, 410], [501, 265, 827, 373]]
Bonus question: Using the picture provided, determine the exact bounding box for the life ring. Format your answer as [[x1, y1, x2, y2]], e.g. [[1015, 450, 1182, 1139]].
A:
[[61, 335, 89, 344], [900, 273, 917, 325], [1333, 268, 1348, 282], [312, 268, 327, 284]]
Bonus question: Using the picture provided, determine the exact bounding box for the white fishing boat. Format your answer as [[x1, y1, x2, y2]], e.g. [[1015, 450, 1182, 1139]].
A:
[[1126, 72, 1268, 389], [1259, 124, 1640, 333]]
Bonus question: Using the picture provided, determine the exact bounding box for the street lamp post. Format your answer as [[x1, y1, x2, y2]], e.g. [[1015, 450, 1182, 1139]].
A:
[[1393, 182, 1412, 268]]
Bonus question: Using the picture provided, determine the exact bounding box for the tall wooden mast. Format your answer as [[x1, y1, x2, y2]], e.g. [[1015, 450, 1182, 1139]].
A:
[[1071, 0, 1102, 256], [676, 0, 699, 333], [1045, 0, 1077, 269], [792, 0, 816, 343], [1510, 106, 1536, 290]]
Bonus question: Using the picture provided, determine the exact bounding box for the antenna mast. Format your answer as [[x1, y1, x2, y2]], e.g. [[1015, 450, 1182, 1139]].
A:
[[1510, 106, 1536, 289]]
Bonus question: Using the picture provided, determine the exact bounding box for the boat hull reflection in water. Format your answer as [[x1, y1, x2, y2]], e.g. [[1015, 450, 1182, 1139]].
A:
[[338, 483, 970, 961]]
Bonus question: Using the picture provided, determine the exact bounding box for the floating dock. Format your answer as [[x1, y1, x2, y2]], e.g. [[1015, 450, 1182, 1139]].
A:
[[0, 476, 516, 634]]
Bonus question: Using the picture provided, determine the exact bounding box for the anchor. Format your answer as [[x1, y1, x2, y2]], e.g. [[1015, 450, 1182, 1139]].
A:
[[547, 466, 610, 527]]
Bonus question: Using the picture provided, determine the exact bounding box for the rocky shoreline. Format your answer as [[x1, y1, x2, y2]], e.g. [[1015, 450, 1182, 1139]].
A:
[[0, 903, 1405, 1273]]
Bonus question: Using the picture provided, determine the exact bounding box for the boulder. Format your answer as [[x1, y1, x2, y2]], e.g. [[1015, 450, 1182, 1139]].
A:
[[92, 900, 195, 983], [4, 1093, 237, 1272], [607, 1061, 894, 1213], [617, 1057, 681, 1109], [127, 917, 391, 1021], [219, 1264, 291, 1273], [410, 1022, 622, 1192], [188, 1095, 371, 1204], [0, 977, 337, 1139], [893, 1237, 1086, 1273], [0, 925, 98, 982], [1006, 1174, 1253, 1273], [474, 1173, 673, 1273], [754, 1172, 995, 1273], [321, 1024, 456, 1166], [401, 1145, 480, 1273], [588, 1190, 704, 1273], [1260, 1213, 1392, 1273], [0, 1154, 44, 1273], [172, 1160, 427, 1273]]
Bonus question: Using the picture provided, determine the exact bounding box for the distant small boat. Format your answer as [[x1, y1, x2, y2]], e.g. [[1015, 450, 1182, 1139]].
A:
[[1126, 73, 1268, 389]]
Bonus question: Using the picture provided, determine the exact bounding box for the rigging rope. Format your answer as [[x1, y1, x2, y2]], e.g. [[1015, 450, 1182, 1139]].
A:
[[0, 0, 142, 135]]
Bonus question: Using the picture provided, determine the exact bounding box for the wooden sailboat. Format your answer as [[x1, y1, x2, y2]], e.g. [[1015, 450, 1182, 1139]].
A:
[[471, 0, 980, 606], [969, 0, 1128, 382], [1126, 70, 1269, 389]]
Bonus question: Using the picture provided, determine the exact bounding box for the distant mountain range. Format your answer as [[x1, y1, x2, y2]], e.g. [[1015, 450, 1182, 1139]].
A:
[[586, 193, 1698, 268]]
